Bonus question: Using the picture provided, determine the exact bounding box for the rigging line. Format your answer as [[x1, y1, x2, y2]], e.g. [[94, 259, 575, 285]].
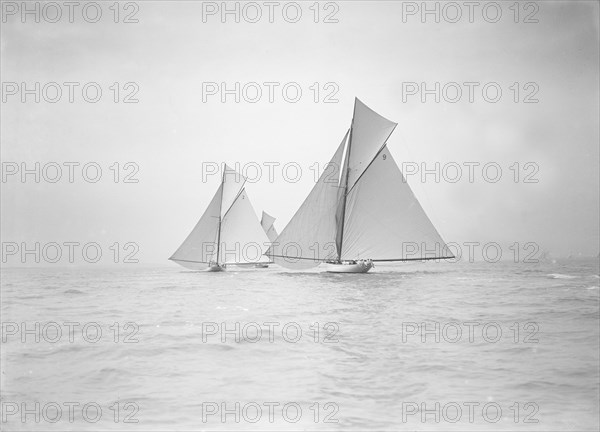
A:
[[215, 166, 227, 265], [221, 187, 248, 221], [372, 256, 456, 262], [268, 255, 333, 262], [169, 258, 211, 264], [269, 255, 455, 262], [170, 258, 275, 265], [220, 176, 248, 219], [331, 130, 350, 193], [345, 123, 398, 196], [337, 120, 353, 260]]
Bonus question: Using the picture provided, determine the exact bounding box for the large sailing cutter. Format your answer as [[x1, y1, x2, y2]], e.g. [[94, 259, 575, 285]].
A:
[[267, 98, 454, 273], [170, 165, 271, 272]]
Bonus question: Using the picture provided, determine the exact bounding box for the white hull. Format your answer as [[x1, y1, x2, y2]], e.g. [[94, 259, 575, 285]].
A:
[[325, 260, 373, 273], [207, 264, 225, 272]]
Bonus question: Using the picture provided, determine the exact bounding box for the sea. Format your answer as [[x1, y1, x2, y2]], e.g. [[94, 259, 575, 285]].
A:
[[1, 258, 599, 431]]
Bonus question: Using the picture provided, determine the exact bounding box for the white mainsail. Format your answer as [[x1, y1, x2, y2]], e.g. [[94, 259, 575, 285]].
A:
[[169, 184, 222, 269], [170, 164, 271, 269], [260, 211, 279, 243], [266, 131, 348, 269], [270, 98, 453, 267]]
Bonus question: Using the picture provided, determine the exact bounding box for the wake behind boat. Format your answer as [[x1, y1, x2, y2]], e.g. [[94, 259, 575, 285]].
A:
[[267, 98, 454, 273], [169, 165, 271, 271]]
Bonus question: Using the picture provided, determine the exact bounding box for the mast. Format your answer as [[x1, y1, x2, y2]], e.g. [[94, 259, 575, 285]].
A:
[[215, 164, 225, 265], [337, 116, 354, 261]]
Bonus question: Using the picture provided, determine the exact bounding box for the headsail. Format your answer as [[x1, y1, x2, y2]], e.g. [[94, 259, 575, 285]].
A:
[[341, 146, 453, 260], [261, 211, 279, 243], [219, 189, 271, 264], [267, 131, 348, 269]]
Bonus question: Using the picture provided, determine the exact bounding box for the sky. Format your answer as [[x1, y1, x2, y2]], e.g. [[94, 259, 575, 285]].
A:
[[1, 0, 599, 265]]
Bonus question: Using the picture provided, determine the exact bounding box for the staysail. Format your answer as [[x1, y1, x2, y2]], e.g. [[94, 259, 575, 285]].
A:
[[341, 146, 453, 260], [219, 189, 271, 264], [170, 164, 271, 268], [266, 131, 348, 269], [271, 98, 453, 266], [261, 211, 279, 243]]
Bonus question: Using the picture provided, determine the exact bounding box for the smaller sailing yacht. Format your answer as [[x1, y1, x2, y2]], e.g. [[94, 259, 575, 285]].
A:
[[260, 211, 278, 243], [255, 211, 279, 268], [267, 98, 454, 273], [169, 165, 271, 272]]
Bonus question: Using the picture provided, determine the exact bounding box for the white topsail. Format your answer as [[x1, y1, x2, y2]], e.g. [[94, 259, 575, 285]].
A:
[[268, 98, 453, 269], [345, 99, 398, 190], [170, 165, 271, 269]]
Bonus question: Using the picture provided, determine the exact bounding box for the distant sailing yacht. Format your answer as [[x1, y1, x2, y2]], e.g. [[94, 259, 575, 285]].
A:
[[260, 211, 278, 243], [255, 211, 279, 268], [169, 165, 271, 272], [267, 98, 454, 273]]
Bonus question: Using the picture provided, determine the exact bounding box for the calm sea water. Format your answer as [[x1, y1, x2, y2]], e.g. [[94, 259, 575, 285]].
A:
[[1, 259, 599, 431]]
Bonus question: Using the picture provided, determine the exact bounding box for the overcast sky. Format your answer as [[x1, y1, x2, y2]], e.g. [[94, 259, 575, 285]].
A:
[[1, 1, 599, 265]]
